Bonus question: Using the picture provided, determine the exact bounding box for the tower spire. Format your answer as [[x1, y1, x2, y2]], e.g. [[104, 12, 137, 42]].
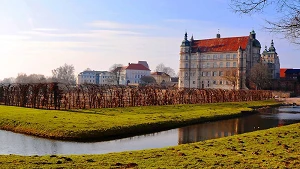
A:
[[184, 31, 188, 40], [216, 29, 221, 38], [269, 39, 276, 52]]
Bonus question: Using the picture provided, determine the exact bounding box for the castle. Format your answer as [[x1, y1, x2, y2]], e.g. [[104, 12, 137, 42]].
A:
[[178, 30, 279, 89]]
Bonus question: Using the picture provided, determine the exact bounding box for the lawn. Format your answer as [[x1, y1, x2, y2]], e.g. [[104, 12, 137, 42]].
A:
[[0, 122, 299, 168], [0, 100, 279, 141]]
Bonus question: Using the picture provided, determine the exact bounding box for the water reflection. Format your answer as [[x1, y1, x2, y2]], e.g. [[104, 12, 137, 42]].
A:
[[178, 107, 300, 144], [0, 106, 299, 155]]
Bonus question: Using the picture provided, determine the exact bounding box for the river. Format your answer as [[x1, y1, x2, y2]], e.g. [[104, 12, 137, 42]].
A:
[[0, 106, 299, 155]]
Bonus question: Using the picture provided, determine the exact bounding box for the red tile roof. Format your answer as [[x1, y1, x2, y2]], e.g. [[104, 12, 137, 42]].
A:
[[280, 68, 290, 78], [124, 64, 150, 71], [151, 72, 170, 76], [192, 36, 250, 53]]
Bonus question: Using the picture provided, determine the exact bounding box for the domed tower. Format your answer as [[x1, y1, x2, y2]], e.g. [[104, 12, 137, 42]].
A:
[[250, 30, 261, 64], [261, 40, 280, 79], [179, 32, 191, 88]]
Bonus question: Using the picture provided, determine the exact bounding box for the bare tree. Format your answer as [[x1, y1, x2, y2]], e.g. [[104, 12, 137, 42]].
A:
[[155, 63, 176, 77], [222, 68, 239, 89], [230, 0, 300, 44], [109, 64, 123, 85], [140, 76, 157, 85], [249, 63, 272, 89], [84, 68, 92, 71], [52, 63, 76, 84], [15, 73, 28, 83], [15, 73, 46, 83], [0, 77, 15, 84]]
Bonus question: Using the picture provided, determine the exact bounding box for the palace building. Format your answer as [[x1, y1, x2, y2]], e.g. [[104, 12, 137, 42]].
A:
[[178, 30, 265, 89]]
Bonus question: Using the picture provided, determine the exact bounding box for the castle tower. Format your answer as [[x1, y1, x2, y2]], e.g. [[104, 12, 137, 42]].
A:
[[261, 40, 280, 79], [179, 32, 191, 88]]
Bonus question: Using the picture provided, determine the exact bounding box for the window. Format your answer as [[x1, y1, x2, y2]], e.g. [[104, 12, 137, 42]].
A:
[[220, 81, 223, 85], [226, 54, 230, 59], [213, 71, 217, 76], [203, 56, 206, 60], [185, 63, 188, 68], [207, 72, 211, 76], [207, 63, 210, 68], [233, 54, 237, 59], [185, 55, 188, 60], [233, 62, 237, 67], [202, 64, 206, 68], [193, 81, 195, 84], [213, 63, 218, 68], [213, 81, 216, 85], [219, 71, 224, 76], [219, 62, 223, 67], [207, 55, 211, 60], [185, 73, 188, 76], [213, 55, 218, 60], [202, 72, 206, 76], [226, 62, 230, 67], [220, 54, 224, 59]]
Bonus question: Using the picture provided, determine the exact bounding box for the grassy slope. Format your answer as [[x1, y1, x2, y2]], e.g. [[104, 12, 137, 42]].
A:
[[0, 123, 299, 168], [0, 100, 278, 141]]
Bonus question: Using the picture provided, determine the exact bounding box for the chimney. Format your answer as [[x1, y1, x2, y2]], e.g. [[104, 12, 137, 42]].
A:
[[216, 33, 221, 38]]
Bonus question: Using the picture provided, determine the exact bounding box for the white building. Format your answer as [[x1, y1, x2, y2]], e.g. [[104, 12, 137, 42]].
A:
[[77, 70, 116, 85], [119, 61, 151, 85]]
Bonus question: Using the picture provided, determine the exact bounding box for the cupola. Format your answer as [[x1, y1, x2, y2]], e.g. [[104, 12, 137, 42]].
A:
[[181, 32, 190, 47]]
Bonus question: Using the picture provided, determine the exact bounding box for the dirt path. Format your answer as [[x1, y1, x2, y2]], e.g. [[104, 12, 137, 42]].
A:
[[276, 97, 300, 105]]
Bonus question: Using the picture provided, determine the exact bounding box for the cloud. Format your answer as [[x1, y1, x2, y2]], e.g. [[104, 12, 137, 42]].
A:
[[87, 20, 158, 30], [32, 28, 59, 32], [18, 29, 142, 39]]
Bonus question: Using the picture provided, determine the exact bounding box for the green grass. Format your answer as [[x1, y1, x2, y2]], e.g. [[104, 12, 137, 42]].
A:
[[0, 100, 279, 141], [0, 122, 299, 168]]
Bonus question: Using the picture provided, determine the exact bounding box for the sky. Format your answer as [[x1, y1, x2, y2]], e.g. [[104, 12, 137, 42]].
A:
[[0, 0, 299, 80]]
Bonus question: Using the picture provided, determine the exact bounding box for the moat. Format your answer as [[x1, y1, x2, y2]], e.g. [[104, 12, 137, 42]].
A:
[[0, 106, 299, 155]]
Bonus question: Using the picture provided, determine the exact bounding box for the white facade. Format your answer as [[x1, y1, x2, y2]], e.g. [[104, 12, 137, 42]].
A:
[[119, 62, 151, 85], [179, 31, 262, 89], [77, 70, 116, 85]]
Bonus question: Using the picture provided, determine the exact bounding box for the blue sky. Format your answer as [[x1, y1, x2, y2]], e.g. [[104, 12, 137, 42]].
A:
[[0, 0, 298, 79]]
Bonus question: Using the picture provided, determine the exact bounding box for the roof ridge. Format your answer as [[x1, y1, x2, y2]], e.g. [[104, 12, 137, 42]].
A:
[[194, 36, 249, 41]]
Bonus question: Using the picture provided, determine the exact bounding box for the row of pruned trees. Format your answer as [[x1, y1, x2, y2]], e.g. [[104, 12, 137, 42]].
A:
[[0, 83, 273, 110]]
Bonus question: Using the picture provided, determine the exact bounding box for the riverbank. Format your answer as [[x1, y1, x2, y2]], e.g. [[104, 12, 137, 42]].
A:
[[0, 100, 279, 141], [0, 121, 299, 168], [277, 97, 300, 105]]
